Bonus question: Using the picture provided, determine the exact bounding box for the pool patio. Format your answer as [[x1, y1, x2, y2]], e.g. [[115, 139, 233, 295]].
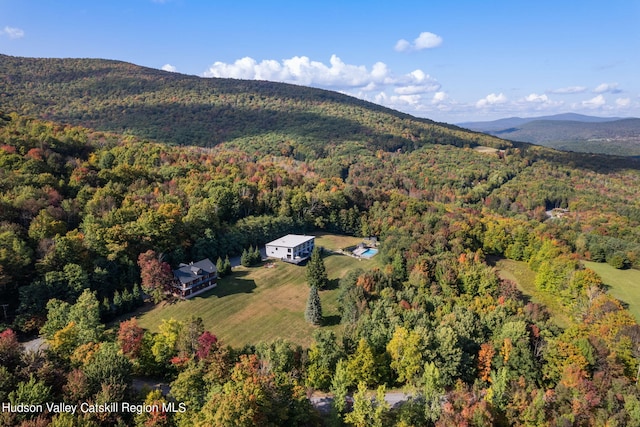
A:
[[352, 246, 378, 259]]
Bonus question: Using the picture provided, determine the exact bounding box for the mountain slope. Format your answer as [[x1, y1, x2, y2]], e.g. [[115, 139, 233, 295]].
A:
[[0, 54, 505, 155]]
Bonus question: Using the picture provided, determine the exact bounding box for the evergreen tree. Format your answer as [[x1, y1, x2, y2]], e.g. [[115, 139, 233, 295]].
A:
[[112, 290, 123, 315], [251, 245, 262, 264], [216, 257, 225, 278], [305, 286, 323, 325], [240, 249, 251, 267], [100, 297, 111, 321], [306, 247, 328, 289], [132, 283, 143, 306], [248, 245, 256, 264], [121, 288, 133, 312], [223, 255, 232, 276]]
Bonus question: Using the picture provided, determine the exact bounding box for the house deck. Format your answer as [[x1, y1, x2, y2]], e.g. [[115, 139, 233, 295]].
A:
[[280, 255, 310, 265]]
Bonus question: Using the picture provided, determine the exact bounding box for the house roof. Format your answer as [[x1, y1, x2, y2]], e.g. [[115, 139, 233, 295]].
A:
[[173, 258, 217, 285], [266, 234, 315, 248]]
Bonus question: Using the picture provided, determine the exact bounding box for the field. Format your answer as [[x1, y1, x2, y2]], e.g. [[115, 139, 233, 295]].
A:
[[491, 257, 572, 328], [136, 234, 378, 347], [583, 261, 640, 322], [473, 145, 501, 154]]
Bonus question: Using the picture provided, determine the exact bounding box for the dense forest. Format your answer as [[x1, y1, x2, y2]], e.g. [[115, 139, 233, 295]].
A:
[[2, 55, 640, 426]]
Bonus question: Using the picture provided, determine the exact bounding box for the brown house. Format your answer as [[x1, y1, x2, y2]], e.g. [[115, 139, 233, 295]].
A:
[[173, 258, 217, 299]]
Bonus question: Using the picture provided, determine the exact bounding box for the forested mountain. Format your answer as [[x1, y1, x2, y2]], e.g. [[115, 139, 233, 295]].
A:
[[2, 55, 640, 426], [461, 114, 640, 156], [0, 54, 503, 154]]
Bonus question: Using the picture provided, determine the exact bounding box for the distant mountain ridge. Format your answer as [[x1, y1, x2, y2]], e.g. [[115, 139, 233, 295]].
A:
[[458, 113, 630, 132], [459, 113, 640, 156]]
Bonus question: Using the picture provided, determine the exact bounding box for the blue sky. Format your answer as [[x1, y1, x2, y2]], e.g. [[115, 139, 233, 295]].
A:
[[1, 0, 639, 123]]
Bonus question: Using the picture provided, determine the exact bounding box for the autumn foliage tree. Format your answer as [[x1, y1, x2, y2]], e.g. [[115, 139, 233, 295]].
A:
[[117, 318, 145, 360], [0, 329, 21, 370], [196, 331, 218, 360], [138, 250, 174, 303], [387, 326, 425, 386], [195, 354, 313, 426], [477, 342, 495, 383]]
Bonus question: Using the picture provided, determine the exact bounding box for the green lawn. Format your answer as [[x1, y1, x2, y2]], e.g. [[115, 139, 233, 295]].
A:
[[492, 258, 572, 328], [137, 234, 379, 347], [583, 261, 640, 323], [311, 232, 365, 251]]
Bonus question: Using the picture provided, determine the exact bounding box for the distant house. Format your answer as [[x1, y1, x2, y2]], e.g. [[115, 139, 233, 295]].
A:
[[265, 234, 315, 263], [173, 258, 217, 299]]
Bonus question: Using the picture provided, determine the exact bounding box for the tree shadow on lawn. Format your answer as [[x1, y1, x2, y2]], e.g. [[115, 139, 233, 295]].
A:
[[324, 278, 340, 291], [322, 315, 341, 327], [107, 301, 157, 327], [192, 272, 257, 299]]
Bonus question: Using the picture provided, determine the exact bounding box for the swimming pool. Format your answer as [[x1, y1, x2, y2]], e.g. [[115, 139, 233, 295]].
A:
[[360, 248, 378, 259]]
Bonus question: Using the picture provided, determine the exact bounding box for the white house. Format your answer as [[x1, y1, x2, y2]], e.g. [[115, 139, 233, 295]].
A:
[[265, 234, 315, 262]]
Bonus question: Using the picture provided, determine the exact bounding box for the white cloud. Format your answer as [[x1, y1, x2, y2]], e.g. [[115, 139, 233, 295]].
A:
[[205, 55, 376, 87], [525, 93, 549, 103], [582, 95, 606, 108], [432, 92, 447, 102], [202, 54, 640, 123], [1, 26, 25, 39], [616, 97, 630, 107], [394, 39, 411, 52], [161, 64, 177, 72], [395, 31, 442, 52], [594, 82, 621, 94], [476, 93, 507, 108], [203, 55, 440, 95], [371, 62, 389, 80], [391, 94, 422, 106], [395, 84, 440, 95], [549, 86, 587, 94], [414, 32, 443, 50]]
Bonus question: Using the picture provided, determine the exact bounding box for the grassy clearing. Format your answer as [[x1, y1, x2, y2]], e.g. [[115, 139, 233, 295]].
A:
[[311, 232, 367, 252], [583, 261, 640, 322], [492, 258, 572, 328], [473, 146, 500, 154], [137, 234, 379, 348]]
